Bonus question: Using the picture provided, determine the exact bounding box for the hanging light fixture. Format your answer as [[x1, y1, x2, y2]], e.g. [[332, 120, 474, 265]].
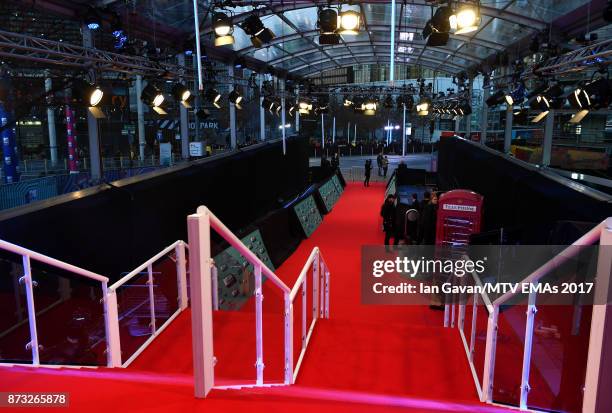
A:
[[172, 82, 191, 103], [416, 98, 430, 116], [450, 1, 481, 35], [319, 7, 340, 44], [213, 12, 234, 46], [240, 14, 275, 47], [84, 7, 102, 30], [228, 88, 243, 104], [141, 83, 165, 108], [204, 87, 221, 104], [338, 8, 361, 35], [298, 98, 312, 114]]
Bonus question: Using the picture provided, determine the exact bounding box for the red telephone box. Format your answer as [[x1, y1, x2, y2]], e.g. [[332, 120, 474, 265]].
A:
[[435, 190, 484, 246]]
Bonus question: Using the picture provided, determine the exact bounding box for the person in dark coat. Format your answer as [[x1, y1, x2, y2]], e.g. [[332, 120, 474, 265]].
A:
[[419, 192, 439, 245], [382, 156, 389, 177], [380, 194, 399, 246], [420, 191, 431, 212], [410, 193, 420, 211], [364, 159, 372, 187], [331, 153, 340, 170], [376, 153, 383, 176]]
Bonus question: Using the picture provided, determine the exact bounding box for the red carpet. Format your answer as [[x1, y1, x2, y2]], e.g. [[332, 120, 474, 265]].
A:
[[0, 182, 512, 412]]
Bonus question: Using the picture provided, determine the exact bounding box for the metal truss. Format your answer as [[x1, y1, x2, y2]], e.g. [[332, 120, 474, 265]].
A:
[[0, 29, 191, 78], [528, 39, 612, 78]]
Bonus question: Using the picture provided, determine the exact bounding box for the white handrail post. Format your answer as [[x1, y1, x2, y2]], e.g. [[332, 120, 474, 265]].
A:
[[583, 218, 612, 413], [481, 304, 499, 403], [325, 267, 330, 319], [211, 264, 219, 311], [103, 282, 122, 367], [313, 251, 319, 320], [284, 292, 294, 385], [301, 277, 307, 349], [520, 288, 538, 410], [187, 208, 215, 398], [147, 264, 156, 334], [176, 241, 189, 310], [319, 260, 324, 319], [21, 255, 40, 365], [254, 264, 264, 385], [469, 293, 478, 362]]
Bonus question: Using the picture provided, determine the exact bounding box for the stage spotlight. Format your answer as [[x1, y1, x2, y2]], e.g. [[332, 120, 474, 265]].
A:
[[298, 98, 312, 114], [567, 87, 591, 110], [486, 90, 506, 107], [338, 9, 361, 35], [241, 14, 275, 47], [172, 83, 191, 103], [319, 8, 338, 34], [450, 2, 481, 35], [213, 12, 234, 46], [584, 77, 611, 109], [416, 98, 430, 116], [204, 88, 221, 104], [458, 102, 472, 116], [85, 7, 102, 30], [262, 97, 273, 110], [384, 95, 394, 109], [363, 97, 377, 112], [141, 83, 165, 107], [88, 85, 104, 107], [343, 97, 354, 107], [228, 89, 243, 105]]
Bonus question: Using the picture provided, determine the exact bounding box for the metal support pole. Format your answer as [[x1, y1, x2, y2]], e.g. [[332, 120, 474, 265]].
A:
[[193, 0, 203, 92], [178, 54, 189, 159], [187, 208, 215, 398], [281, 78, 286, 154], [332, 116, 336, 144], [211, 265, 219, 311], [520, 289, 537, 410], [147, 264, 156, 334], [175, 241, 188, 310], [284, 292, 293, 384], [136, 75, 146, 161], [504, 106, 513, 153], [21, 256, 39, 365], [481, 87, 490, 145], [295, 91, 300, 133], [354, 123, 357, 145], [481, 305, 499, 403], [390, 0, 396, 83], [313, 253, 319, 319], [103, 283, 122, 367], [321, 113, 325, 149], [542, 109, 554, 166], [44, 71, 58, 165], [254, 264, 264, 385], [347, 122, 350, 142], [228, 65, 237, 150], [402, 104, 407, 156], [259, 75, 265, 141], [82, 26, 101, 180]]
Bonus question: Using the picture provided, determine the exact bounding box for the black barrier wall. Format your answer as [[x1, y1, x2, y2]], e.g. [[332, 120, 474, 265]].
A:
[[438, 137, 612, 233], [0, 138, 309, 280]]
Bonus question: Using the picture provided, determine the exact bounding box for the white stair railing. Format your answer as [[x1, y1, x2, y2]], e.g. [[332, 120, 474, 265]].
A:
[[446, 218, 611, 412], [187, 206, 331, 398]]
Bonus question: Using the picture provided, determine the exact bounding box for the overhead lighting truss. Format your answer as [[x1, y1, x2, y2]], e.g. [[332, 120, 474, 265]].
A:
[[0, 29, 192, 79]]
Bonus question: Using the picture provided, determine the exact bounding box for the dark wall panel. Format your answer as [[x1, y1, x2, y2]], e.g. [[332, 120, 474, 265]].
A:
[[0, 138, 309, 281], [438, 137, 612, 234]]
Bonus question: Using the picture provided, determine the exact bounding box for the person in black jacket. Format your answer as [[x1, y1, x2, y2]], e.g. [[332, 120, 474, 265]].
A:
[[410, 193, 420, 211], [419, 192, 439, 245], [364, 159, 372, 187], [380, 194, 399, 246]]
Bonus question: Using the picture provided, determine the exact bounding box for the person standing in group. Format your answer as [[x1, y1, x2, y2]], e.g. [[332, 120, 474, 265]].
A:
[[380, 194, 399, 247], [410, 193, 420, 212], [382, 155, 389, 177], [419, 192, 439, 245], [331, 152, 340, 170], [364, 159, 372, 187], [376, 153, 383, 176]]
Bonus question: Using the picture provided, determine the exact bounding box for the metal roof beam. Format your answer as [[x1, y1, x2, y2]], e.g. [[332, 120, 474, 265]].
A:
[[297, 59, 454, 78]]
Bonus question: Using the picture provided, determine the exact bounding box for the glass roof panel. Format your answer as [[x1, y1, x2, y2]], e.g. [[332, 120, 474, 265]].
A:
[[283, 8, 318, 32], [277, 38, 312, 54], [247, 46, 286, 62], [506, 0, 591, 22], [259, 14, 296, 38], [362, 3, 400, 26], [476, 17, 531, 46]]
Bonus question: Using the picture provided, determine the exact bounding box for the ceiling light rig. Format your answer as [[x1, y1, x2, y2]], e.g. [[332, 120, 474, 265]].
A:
[[213, 11, 234, 46], [240, 13, 275, 47]]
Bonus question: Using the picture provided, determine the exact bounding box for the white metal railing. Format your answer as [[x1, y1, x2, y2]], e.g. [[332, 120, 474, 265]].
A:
[[447, 219, 612, 412], [0, 239, 111, 367], [0, 238, 188, 369], [187, 206, 331, 397], [106, 240, 189, 367]]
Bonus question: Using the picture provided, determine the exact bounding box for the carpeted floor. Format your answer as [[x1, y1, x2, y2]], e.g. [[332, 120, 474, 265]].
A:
[[0, 182, 513, 412]]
